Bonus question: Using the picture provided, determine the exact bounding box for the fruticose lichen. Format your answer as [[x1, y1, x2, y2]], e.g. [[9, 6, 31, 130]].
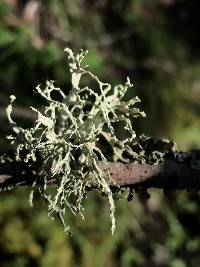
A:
[[6, 48, 145, 233]]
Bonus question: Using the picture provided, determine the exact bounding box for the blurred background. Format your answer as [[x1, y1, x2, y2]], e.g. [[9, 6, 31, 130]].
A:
[[0, 0, 200, 266]]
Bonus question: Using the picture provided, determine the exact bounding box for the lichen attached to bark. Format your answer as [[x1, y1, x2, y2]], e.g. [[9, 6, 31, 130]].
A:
[[6, 48, 145, 233]]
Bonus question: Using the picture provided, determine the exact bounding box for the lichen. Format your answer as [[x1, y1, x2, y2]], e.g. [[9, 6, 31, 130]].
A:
[[6, 48, 145, 234]]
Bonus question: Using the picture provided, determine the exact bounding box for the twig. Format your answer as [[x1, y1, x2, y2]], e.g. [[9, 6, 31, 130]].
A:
[[1, 156, 200, 191]]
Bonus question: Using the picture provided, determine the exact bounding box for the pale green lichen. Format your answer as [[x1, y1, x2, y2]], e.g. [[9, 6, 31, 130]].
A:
[[6, 48, 145, 234]]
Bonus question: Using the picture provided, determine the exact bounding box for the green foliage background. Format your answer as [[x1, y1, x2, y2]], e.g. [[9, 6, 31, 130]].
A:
[[0, 0, 200, 266]]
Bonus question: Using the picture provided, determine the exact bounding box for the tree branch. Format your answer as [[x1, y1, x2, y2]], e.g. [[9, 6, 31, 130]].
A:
[[1, 155, 200, 191]]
